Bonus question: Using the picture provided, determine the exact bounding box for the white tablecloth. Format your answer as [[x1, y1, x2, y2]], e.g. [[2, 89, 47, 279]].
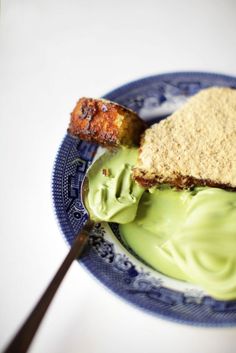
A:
[[1, 1, 236, 352]]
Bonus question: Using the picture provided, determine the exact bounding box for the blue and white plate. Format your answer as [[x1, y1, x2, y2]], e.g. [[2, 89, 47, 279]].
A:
[[53, 72, 236, 326]]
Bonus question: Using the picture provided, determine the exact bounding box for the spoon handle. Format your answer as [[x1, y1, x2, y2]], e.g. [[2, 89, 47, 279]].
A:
[[3, 221, 93, 353]]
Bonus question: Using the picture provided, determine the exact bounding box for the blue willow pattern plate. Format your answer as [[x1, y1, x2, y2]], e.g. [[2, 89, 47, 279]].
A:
[[53, 72, 236, 326]]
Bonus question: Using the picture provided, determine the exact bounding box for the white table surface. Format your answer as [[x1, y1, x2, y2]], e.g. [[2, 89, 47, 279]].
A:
[[1, 1, 236, 352]]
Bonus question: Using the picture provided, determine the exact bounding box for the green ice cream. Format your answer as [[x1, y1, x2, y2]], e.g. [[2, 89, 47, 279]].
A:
[[120, 186, 236, 300], [87, 147, 236, 300], [86, 147, 144, 223]]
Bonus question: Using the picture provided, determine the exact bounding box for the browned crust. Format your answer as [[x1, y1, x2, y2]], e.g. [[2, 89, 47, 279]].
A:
[[133, 171, 236, 191], [68, 97, 147, 147]]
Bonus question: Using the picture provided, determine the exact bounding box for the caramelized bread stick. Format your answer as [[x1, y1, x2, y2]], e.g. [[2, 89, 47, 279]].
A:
[[68, 97, 147, 147]]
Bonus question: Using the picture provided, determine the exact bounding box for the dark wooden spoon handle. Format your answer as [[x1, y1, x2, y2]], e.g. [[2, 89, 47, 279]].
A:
[[3, 222, 93, 353]]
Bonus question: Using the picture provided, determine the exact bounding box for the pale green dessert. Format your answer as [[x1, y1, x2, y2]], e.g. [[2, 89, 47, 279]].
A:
[[120, 186, 236, 300], [87, 147, 236, 300], [86, 147, 145, 223]]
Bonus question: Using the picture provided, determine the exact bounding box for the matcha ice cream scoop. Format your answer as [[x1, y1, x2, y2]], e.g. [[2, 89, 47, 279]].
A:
[[86, 147, 144, 223], [120, 186, 236, 300]]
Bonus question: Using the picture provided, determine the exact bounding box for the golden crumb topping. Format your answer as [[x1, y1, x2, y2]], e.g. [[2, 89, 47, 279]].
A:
[[133, 87, 236, 188]]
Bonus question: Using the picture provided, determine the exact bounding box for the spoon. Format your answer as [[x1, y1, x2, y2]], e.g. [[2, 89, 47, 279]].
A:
[[3, 178, 93, 353]]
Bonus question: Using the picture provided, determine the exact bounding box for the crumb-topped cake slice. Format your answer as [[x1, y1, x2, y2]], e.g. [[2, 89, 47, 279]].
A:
[[133, 87, 236, 189]]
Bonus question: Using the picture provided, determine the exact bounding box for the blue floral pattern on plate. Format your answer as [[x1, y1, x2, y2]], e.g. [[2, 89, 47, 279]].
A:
[[53, 72, 236, 326]]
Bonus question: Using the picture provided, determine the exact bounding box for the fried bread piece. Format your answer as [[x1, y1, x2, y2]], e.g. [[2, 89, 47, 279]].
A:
[[68, 98, 147, 147], [133, 87, 236, 190]]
